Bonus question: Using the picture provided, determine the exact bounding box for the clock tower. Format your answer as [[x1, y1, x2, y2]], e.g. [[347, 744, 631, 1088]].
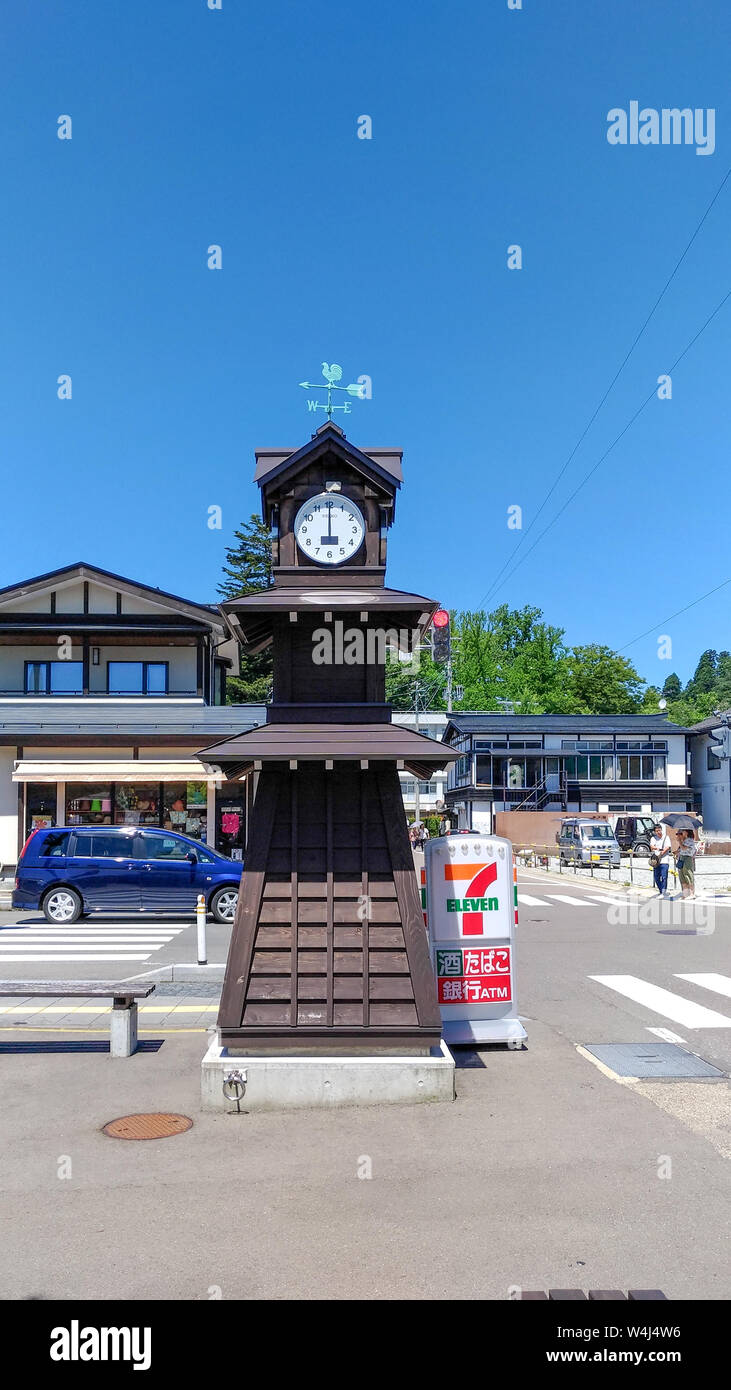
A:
[[201, 422, 455, 1054]]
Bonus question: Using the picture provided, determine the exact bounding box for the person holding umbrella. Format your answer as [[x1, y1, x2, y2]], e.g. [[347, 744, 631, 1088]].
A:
[[660, 813, 702, 899], [675, 829, 697, 898]]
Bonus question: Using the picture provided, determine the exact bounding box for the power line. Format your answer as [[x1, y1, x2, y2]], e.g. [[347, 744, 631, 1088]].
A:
[[478, 162, 731, 608], [617, 577, 731, 654], [481, 284, 731, 602]]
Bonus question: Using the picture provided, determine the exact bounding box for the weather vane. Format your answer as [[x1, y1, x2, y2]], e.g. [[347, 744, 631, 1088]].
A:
[[299, 362, 367, 419]]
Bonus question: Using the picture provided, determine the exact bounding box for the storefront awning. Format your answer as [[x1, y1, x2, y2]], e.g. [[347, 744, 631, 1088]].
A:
[[12, 760, 223, 784]]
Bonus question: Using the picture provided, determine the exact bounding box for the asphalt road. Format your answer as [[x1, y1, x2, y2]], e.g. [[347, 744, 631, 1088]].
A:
[[0, 866, 728, 1301]]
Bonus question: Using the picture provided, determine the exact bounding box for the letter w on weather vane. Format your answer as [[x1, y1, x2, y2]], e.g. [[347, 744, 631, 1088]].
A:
[[299, 362, 367, 418]]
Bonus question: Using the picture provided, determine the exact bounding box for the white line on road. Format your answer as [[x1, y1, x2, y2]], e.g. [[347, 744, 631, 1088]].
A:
[[517, 894, 550, 906], [0, 954, 151, 962], [646, 1027, 689, 1046], [547, 894, 598, 906], [675, 973, 731, 999], [590, 975, 731, 1029]]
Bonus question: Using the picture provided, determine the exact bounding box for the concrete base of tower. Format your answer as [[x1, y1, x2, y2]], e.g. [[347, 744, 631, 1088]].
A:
[[200, 1037, 455, 1112]]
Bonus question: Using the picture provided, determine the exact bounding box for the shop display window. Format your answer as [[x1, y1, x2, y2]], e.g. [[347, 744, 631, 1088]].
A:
[[114, 783, 159, 826], [66, 784, 113, 826], [162, 782, 208, 841], [25, 783, 57, 836]]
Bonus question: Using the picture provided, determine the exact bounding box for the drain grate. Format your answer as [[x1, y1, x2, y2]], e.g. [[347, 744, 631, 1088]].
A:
[[102, 1112, 193, 1140], [584, 1042, 724, 1079]]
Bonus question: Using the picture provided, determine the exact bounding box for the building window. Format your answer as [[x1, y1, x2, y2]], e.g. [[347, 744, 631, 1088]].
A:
[[707, 746, 722, 771], [25, 660, 84, 694], [107, 661, 168, 694]]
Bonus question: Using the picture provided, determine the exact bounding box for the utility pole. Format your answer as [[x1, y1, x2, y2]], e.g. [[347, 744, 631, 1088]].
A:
[[446, 654, 453, 714], [413, 682, 422, 830]]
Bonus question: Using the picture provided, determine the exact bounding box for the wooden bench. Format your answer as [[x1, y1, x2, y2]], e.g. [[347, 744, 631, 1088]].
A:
[[0, 981, 156, 1057]]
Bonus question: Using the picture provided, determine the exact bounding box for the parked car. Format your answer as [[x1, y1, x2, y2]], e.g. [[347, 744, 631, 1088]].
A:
[[609, 813, 656, 857], [13, 826, 243, 924], [556, 818, 621, 867]]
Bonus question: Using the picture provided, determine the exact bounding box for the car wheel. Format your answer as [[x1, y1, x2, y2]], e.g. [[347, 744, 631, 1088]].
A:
[[43, 887, 83, 924], [211, 887, 239, 924], [633, 842, 650, 858]]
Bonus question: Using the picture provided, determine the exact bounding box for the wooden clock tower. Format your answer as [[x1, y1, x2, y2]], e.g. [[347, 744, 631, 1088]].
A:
[[201, 422, 455, 1053]]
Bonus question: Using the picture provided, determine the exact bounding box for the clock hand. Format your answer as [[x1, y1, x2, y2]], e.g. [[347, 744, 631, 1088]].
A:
[[320, 499, 338, 545]]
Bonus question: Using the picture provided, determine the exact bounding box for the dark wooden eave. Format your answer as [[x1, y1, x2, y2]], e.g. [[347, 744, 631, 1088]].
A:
[[223, 584, 439, 653], [199, 721, 456, 780]]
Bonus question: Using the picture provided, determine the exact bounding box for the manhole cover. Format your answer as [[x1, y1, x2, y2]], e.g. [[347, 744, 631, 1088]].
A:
[[102, 1112, 193, 1141], [584, 1043, 724, 1079]]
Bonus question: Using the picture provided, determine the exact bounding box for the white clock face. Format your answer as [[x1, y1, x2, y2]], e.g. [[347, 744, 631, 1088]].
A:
[[294, 492, 366, 566]]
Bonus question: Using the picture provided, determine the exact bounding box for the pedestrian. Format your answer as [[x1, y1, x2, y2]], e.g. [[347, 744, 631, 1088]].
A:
[[420, 822, 430, 848], [675, 829, 697, 899], [649, 822, 672, 897], [409, 823, 421, 852]]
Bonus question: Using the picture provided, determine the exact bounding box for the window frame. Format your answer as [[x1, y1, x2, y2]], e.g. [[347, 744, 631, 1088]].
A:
[[106, 660, 169, 695], [24, 659, 85, 695]]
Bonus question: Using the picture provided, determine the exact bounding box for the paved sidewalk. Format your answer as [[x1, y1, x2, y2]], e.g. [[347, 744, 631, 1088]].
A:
[[0, 982, 221, 1033]]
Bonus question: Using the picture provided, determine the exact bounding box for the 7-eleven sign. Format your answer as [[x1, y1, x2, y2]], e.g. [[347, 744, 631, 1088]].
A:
[[444, 860, 499, 935]]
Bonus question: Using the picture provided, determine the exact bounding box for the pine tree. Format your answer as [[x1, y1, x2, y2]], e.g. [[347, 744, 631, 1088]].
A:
[[218, 514, 272, 598], [218, 515, 273, 703], [661, 672, 682, 701]]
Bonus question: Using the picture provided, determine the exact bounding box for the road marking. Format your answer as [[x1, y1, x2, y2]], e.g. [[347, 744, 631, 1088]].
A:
[[0, 953, 151, 962], [547, 894, 598, 906], [646, 1027, 689, 1046], [676, 973, 731, 999], [517, 894, 550, 906], [590, 975, 731, 1029]]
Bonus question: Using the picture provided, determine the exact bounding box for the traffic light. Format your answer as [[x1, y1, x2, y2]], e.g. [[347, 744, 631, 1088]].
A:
[[431, 609, 451, 663]]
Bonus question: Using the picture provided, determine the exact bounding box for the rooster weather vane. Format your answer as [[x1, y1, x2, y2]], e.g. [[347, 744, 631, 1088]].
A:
[[299, 362, 367, 419]]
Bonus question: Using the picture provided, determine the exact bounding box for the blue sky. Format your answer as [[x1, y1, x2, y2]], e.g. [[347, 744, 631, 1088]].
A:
[[2, 0, 729, 688]]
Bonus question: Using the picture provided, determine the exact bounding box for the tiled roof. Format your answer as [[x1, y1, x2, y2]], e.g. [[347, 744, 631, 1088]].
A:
[[445, 713, 692, 735]]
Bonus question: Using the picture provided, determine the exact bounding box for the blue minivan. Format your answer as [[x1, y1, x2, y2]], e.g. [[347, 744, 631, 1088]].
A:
[[13, 826, 243, 924]]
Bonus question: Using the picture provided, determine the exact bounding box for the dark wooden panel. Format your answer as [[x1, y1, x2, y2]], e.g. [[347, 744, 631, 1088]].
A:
[[298, 926, 326, 947], [251, 951, 291, 974], [369, 977, 414, 1001], [242, 1003, 291, 1025], [247, 978, 292, 1001], [256, 926, 292, 948], [369, 1003, 418, 1025], [588, 1291, 627, 1301], [368, 950, 409, 974], [218, 768, 280, 1030], [548, 1290, 587, 1301], [298, 1004, 328, 1025], [367, 927, 405, 949], [376, 767, 441, 1031], [259, 901, 293, 923], [297, 978, 327, 1001], [333, 1003, 365, 1025]]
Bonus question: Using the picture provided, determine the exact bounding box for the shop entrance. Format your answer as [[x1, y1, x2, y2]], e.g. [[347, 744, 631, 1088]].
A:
[[215, 785, 246, 860]]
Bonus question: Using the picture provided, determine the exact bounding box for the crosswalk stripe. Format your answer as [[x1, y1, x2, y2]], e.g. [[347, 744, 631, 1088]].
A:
[[547, 894, 595, 906], [590, 974, 731, 1029], [647, 1027, 689, 1045], [0, 943, 168, 951], [0, 954, 151, 962], [675, 973, 731, 999], [517, 894, 550, 906]]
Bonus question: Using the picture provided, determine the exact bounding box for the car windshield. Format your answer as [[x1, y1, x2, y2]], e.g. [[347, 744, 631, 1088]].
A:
[[584, 825, 613, 839]]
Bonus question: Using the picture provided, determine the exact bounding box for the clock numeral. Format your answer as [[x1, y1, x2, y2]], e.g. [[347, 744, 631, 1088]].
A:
[[339, 547, 345, 555], [305, 539, 311, 547], [348, 539, 354, 546], [352, 526, 358, 534]]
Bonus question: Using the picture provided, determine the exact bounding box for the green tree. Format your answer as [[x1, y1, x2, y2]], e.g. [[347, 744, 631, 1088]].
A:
[[685, 649, 718, 697], [218, 514, 272, 599], [218, 514, 273, 703], [558, 644, 644, 714], [661, 672, 682, 701]]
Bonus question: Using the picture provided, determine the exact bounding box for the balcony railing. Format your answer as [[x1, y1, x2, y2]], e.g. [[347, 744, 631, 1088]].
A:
[[0, 689, 201, 698]]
